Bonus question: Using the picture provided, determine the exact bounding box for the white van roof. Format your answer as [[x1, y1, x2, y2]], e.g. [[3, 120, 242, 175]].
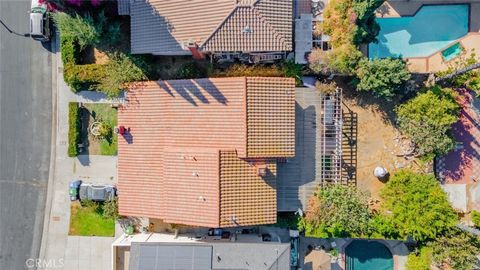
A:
[[30, 12, 43, 36]]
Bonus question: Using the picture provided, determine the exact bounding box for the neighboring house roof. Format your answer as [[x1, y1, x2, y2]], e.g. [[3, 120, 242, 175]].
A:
[[130, 0, 293, 55], [128, 242, 290, 270], [118, 77, 295, 227]]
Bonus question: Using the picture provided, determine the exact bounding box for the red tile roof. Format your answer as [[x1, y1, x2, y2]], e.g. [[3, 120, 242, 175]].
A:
[[118, 77, 295, 227]]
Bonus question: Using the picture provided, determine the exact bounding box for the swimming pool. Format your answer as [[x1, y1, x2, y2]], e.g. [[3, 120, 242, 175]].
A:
[[345, 240, 393, 270], [369, 5, 469, 59]]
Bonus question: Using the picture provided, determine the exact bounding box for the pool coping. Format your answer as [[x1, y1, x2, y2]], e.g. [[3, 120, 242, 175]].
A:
[[340, 239, 402, 270]]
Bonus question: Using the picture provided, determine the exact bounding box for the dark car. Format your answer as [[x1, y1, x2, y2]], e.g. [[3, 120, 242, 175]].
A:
[[69, 180, 82, 201], [79, 183, 116, 202]]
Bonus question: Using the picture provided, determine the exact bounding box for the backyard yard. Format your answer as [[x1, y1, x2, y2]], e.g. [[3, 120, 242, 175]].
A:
[[336, 78, 425, 201]]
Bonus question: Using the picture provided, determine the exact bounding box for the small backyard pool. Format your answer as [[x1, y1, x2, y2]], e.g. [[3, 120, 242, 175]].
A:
[[345, 240, 393, 270], [369, 4, 469, 58]]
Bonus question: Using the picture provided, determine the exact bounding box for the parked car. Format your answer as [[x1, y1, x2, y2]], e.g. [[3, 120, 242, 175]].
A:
[[79, 183, 116, 202], [30, 0, 50, 41], [69, 180, 82, 201]]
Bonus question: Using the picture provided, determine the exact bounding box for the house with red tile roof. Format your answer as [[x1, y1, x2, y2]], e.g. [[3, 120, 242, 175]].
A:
[[120, 0, 293, 62], [117, 77, 295, 227]]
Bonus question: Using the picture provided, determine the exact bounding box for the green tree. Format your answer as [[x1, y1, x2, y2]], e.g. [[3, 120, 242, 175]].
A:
[[379, 170, 458, 242], [396, 87, 460, 158], [428, 229, 480, 270], [300, 185, 371, 237], [353, 0, 385, 44], [52, 12, 99, 50], [99, 53, 148, 97], [354, 58, 411, 98]]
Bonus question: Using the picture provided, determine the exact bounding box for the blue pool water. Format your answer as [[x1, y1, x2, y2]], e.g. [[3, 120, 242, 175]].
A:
[[346, 240, 393, 270], [369, 5, 469, 58]]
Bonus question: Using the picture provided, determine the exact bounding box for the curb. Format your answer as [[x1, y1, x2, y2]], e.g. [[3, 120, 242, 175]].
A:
[[38, 30, 59, 262]]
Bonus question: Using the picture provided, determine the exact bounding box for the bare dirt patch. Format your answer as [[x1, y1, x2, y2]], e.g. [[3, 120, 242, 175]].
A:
[[336, 78, 426, 201]]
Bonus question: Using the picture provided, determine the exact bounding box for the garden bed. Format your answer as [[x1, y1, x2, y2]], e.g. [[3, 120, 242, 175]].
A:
[[68, 201, 115, 237], [78, 103, 118, 156]]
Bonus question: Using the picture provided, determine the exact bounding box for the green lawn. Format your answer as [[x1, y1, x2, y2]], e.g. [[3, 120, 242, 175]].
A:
[[69, 202, 115, 237], [82, 103, 118, 156]]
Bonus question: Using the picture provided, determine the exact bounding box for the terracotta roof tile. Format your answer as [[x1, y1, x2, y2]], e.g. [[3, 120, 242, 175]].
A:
[[118, 77, 294, 227], [219, 151, 277, 227]]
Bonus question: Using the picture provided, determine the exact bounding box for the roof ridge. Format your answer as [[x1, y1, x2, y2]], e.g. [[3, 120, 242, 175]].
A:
[[199, 5, 239, 48], [250, 4, 285, 47], [201, 2, 286, 51]]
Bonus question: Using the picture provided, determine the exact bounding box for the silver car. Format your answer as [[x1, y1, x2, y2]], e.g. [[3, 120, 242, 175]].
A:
[[79, 183, 116, 202]]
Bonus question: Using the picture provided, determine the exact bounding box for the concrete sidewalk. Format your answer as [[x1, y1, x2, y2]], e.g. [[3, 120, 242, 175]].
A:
[[40, 32, 120, 270]]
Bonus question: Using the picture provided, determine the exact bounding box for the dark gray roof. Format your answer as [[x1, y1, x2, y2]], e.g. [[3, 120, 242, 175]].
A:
[[117, 0, 131, 15], [129, 242, 290, 270], [129, 243, 212, 270]]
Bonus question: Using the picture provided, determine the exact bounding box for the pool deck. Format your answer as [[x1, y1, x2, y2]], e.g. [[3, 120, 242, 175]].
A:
[[374, 1, 480, 73]]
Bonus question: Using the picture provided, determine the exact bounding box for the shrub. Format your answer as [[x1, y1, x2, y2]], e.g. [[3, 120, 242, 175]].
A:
[[315, 81, 337, 95], [354, 58, 411, 99], [52, 12, 100, 50], [281, 60, 303, 86], [326, 44, 363, 74], [98, 122, 112, 139], [221, 64, 284, 77], [396, 87, 460, 158], [308, 48, 331, 75], [98, 53, 147, 97], [64, 64, 108, 93], [300, 185, 372, 238], [436, 52, 479, 89], [60, 35, 77, 66], [428, 229, 480, 270], [175, 62, 202, 79], [102, 198, 119, 220], [406, 247, 432, 270], [472, 210, 480, 228], [379, 170, 458, 242], [68, 102, 80, 157]]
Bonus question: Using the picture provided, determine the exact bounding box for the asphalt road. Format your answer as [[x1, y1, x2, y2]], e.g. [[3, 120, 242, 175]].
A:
[[0, 0, 52, 269]]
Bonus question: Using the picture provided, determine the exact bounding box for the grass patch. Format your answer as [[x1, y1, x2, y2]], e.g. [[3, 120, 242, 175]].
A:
[[69, 201, 115, 236], [81, 103, 117, 155]]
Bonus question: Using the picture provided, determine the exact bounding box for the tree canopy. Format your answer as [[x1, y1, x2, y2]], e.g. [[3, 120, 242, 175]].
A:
[[52, 12, 99, 50], [354, 58, 411, 98], [428, 230, 480, 270], [300, 185, 372, 238], [353, 0, 385, 44], [395, 87, 460, 158], [379, 170, 458, 242]]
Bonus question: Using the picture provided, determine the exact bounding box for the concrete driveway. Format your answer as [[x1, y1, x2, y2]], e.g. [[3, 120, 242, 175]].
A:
[[0, 0, 52, 269]]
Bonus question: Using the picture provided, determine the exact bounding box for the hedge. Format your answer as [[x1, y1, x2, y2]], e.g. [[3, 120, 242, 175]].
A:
[[64, 63, 108, 93], [60, 35, 77, 66], [68, 102, 81, 157]]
